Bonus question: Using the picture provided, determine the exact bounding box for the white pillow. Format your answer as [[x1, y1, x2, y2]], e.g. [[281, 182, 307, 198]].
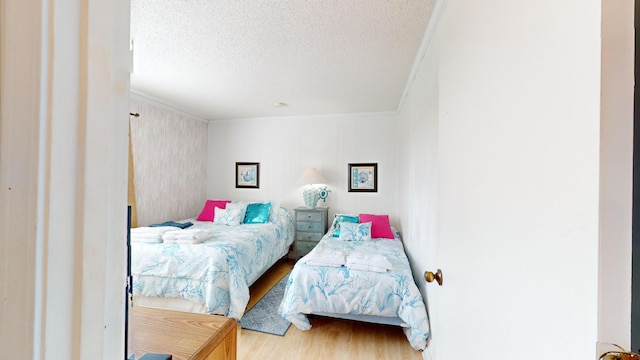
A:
[[268, 201, 281, 223], [338, 221, 372, 241], [228, 201, 247, 216], [213, 206, 244, 226]]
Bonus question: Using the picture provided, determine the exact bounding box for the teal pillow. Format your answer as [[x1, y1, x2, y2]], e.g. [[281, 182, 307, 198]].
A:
[[243, 202, 272, 224], [332, 214, 359, 237]]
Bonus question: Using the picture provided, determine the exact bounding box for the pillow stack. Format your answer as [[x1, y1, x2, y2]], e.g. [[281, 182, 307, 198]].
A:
[[331, 214, 359, 238], [332, 213, 395, 240], [196, 200, 276, 226]]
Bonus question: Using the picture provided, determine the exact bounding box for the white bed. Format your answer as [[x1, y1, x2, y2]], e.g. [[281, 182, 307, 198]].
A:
[[130, 202, 294, 319], [278, 215, 430, 350]]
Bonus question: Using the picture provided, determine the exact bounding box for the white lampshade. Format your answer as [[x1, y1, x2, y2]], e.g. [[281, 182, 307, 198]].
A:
[[298, 167, 327, 185]]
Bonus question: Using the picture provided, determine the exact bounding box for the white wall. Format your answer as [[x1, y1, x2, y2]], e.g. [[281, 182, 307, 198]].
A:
[[207, 113, 401, 223], [130, 96, 208, 225], [397, 0, 608, 358], [396, 0, 441, 346]]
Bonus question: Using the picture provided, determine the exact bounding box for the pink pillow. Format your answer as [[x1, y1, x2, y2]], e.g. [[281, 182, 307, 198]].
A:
[[358, 214, 394, 239], [196, 200, 232, 221]]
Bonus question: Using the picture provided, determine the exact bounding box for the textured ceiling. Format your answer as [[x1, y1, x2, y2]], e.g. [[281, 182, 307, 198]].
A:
[[130, 0, 435, 121]]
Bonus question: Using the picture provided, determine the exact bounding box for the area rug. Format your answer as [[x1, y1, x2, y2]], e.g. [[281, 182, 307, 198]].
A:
[[240, 272, 291, 336]]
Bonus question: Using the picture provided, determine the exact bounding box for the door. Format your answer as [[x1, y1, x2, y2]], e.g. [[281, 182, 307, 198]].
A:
[[421, 1, 631, 359]]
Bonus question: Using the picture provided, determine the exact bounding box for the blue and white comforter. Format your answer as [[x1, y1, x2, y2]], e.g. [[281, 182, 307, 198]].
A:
[[278, 231, 430, 350], [131, 206, 294, 319]]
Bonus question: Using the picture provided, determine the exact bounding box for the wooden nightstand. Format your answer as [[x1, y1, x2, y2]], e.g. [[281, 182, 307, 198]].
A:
[[292, 207, 328, 259]]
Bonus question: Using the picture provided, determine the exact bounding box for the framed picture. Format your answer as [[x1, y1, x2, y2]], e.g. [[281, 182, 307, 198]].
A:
[[348, 163, 377, 192], [236, 162, 260, 188]]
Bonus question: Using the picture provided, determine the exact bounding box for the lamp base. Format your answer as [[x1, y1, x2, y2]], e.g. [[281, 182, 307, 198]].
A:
[[303, 186, 320, 209]]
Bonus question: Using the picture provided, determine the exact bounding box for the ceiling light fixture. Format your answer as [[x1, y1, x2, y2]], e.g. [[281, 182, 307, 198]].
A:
[[274, 102, 288, 108]]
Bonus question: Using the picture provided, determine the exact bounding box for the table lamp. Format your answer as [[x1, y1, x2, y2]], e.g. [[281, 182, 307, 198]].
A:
[[298, 167, 329, 209]]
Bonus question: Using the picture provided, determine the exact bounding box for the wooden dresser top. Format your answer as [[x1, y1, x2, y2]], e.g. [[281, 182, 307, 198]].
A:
[[128, 306, 237, 360]]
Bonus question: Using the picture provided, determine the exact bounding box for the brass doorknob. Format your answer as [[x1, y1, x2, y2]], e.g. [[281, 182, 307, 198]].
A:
[[424, 269, 443, 286], [600, 351, 640, 360]]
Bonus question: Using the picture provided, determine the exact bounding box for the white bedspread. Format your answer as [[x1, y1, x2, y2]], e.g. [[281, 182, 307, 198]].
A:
[[131, 206, 294, 319], [278, 231, 430, 350]]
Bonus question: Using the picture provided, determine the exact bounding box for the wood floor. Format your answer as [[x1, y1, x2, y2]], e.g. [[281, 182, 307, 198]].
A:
[[238, 259, 423, 360]]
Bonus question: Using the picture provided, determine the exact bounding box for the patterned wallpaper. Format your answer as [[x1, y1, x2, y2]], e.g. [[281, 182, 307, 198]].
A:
[[129, 97, 208, 226]]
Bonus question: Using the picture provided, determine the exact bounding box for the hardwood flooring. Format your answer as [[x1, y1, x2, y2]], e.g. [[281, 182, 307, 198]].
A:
[[238, 259, 423, 360]]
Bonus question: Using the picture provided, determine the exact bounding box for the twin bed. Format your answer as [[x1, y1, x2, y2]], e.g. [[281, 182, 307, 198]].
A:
[[131, 203, 429, 351], [278, 214, 430, 350], [130, 201, 294, 319]]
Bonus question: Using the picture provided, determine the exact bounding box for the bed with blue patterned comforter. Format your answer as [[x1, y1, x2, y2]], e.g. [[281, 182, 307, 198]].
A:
[[278, 230, 430, 350], [131, 206, 294, 319]]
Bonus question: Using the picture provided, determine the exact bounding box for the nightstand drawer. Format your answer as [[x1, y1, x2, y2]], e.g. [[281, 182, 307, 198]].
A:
[[296, 240, 318, 255], [296, 211, 323, 222], [296, 221, 324, 232], [296, 231, 323, 241]]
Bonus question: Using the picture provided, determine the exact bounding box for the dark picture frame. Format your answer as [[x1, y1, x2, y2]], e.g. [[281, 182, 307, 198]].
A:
[[348, 163, 377, 192], [236, 162, 260, 188]]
